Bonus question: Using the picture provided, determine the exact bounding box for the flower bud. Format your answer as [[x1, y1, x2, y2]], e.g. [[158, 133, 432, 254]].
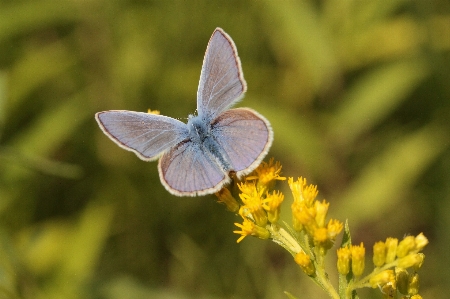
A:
[[397, 236, 415, 258], [337, 247, 351, 275], [351, 243, 365, 276], [373, 241, 386, 267], [385, 238, 398, 263], [294, 251, 315, 276]]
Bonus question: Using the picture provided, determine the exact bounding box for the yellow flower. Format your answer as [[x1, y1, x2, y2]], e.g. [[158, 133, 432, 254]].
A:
[[147, 109, 160, 114], [238, 181, 258, 196], [413, 253, 425, 271], [397, 253, 423, 269], [215, 188, 239, 213], [294, 251, 315, 276], [369, 270, 395, 288], [288, 177, 318, 207], [291, 201, 317, 234], [414, 233, 428, 251], [351, 243, 365, 276], [233, 215, 270, 243], [408, 272, 420, 295], [238, 182, 267, 226], [262, 190, 284, 223], [313, 227, 328, 244], [385, 237, 398, 263], [337, 247, 351, 275], [373, 241, 386, 267], [248, 158, 286, 192], [397, 236, 416, 258], [326, 219, 343, 240], [314, 200, 329, 228]]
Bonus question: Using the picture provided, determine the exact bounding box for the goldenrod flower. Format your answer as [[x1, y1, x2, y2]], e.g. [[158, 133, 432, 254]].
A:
[[313, 227, 328, 245], [397, 253, 422, 269], [385, 237, 398, 263], [233, 215, 270, 243], [147, 109, 160, 114], [351, 243, 365, 276], [414, 233, 428, 251], [291, 201, 317, 234], [337, 247, 351, 275], [288, 177, 318, 207], [413, 253, 425, 271], [408, 272, 420, 295], [238, 183, 267, 226], [238, 181, 259, 197], [249, 158, 286, 192], [373, 241, 386, 267], [369, 270, 395, 288], [294, 251, 315, 276], [397, 236, 416, 258], [262, 190, 284, 223], [326, 219, 343, 240], [289, 177, 321, 233], [314, 200, 329, 228], [215, 188, 239, 213]]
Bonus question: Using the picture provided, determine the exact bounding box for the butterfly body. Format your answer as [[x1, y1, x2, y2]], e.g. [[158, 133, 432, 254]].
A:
[[188, 114, 233, 171], [96, 28, 273, 196]]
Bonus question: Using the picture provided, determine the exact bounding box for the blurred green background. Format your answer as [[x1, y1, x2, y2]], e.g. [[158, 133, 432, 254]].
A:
[[1, 1, 449, 298]]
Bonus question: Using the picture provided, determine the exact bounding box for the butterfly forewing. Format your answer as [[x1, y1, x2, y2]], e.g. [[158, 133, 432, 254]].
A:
[[197, 28, 247, 121], [211, 108, 273, 177], [158, 141, 230, 196], [96, 111, 189, 161]]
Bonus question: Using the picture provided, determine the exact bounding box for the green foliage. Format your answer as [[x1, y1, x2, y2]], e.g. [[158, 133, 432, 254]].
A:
[[0, 0, 449, 298]]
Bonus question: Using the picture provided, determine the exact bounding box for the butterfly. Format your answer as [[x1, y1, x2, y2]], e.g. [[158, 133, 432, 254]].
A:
[[95, 28, 273, 196]]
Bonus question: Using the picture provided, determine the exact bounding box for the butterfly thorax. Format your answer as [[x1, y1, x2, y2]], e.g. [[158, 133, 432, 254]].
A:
[[187, 115, 232, 172]]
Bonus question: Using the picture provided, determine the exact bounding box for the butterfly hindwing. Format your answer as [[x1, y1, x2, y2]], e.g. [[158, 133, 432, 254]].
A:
[[211, 108, 273, 177], [158, 141, 230, 196]]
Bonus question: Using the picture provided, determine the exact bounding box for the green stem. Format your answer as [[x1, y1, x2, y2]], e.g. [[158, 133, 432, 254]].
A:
[[347, 260, 399, 297], [269, 225, 339, 299], [314, 269, 340, 299], [269, 225, 301, 254]]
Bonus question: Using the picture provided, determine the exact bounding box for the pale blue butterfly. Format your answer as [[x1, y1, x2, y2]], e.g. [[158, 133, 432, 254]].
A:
[[95, 28, 273, 196]]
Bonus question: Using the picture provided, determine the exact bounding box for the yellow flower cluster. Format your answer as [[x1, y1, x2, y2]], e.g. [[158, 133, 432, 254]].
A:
[[337, 233, 428, 297], [216, 159, 429, 298], [217, 158, 286, 243], [372, 234, 427, 270], [289, 177, 343, 252], [370, 234, 427, 297]]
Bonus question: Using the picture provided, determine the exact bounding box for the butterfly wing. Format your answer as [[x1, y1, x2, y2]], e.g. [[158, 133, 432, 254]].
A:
[[95, 110, 188, 161], [211, 108, 273, 177], [197, 28, 247, 121], [158, 141, 230, 196]]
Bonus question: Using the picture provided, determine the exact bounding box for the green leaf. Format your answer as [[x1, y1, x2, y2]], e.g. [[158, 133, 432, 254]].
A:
[[341, 220, 352, 248]]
